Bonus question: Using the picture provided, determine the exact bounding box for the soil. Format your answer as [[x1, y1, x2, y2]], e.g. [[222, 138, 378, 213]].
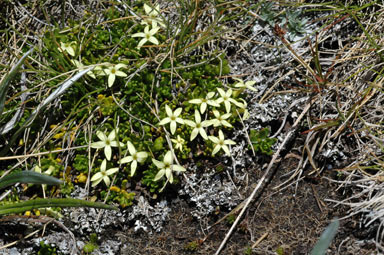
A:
[[117, 156, 376, 255]]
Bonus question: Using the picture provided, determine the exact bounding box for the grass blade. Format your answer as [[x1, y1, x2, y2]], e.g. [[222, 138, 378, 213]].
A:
[[0, 171, 63, 190], [0, 48, 33, 116], [311, 218, 340, 255], [0, 67, 93, 156], [0, 198, 118, 216]]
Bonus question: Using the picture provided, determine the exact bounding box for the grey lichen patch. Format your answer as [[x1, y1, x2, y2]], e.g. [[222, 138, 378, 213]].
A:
[[127, 196, 171, 233], [180, 167, 241, 219]]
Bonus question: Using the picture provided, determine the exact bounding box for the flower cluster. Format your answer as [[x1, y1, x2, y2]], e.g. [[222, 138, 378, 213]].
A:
[[58, 41, 128, 87], [131, 4, 163, 49], [60, 4, 258, 192], [158, 84, 255, 157]]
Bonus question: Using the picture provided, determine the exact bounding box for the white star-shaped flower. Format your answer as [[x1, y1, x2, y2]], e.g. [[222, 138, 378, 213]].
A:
[[119, 141, 148, 176], [208, 110, 233, 128], [208, 130, 236, 156], [152, 151, 186, 184], [238, 98, 250, 120], [103, 63, 127, 87], [171, 135, 185, 152], [58, 41, 76, 56], [184, 110, 211, 141], [233, 78, 257, 92], [141, 4, 166, 28], [216, 88, 243, 113], [91, 129, 123, 161], [91, 159, 119, 187], [132, 25, 160, 49], [158, 105, 184, 135], [188, 92, 220, 114]]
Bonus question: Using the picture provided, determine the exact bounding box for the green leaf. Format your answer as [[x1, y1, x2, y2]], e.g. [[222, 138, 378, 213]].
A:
[[310, 219, 339, 255], [0, 171, 63, 190], [0, 198, 118, 216], [0, 48, 34, 117]]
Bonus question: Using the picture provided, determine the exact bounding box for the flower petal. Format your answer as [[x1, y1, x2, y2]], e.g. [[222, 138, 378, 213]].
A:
[[218, 130, 225, 140], [194, 110, 201, 123], [67, 47, 75, 56], [200, 103, 207, 114], [137, 152, 148, 161], [100, 159, 107, 171], [189, 99, 202, 104], [212, 145, 221, 155], [224, 101, 231, 113], [190, 128, 198, 141], [104, 146, 112, 161], [96, 131, 106, 141], [170, 121, 176, 134], [174, 107, 182, 117], [172, 165, 186, 172], [131, 161, 137, 176], [165, 168, 173, 183], [91, 172, 102, 182], [222, 145, 231, 156], [103, 176, 111, 186], [159, 117, 171, 125], [115, 63, 127, 69], [108, 73, 116, 87], [148, 36, 159, 45], [132, 32, 146, 38], [209, 136, 219, 143], [115, 70, 127, 77], [165, 105, 172, 117], [154, 169, 165, 181], [164, 151, 173, 165], [106, 167, 119, 175], [127, 141, 136, 155], [152, 158, 165, 169], [184, 120, 195, 127], [120, 156, 133, 164], [91, 178, 102, 187], [91, 141, 105, 149], [199, 129, 208, 140]]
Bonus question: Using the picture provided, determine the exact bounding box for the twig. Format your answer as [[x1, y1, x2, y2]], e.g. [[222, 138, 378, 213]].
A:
[[251, 232, 269, 249]]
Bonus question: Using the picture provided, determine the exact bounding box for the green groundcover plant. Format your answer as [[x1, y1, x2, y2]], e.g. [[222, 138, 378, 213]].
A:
[[0, 2, 276, 213]]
